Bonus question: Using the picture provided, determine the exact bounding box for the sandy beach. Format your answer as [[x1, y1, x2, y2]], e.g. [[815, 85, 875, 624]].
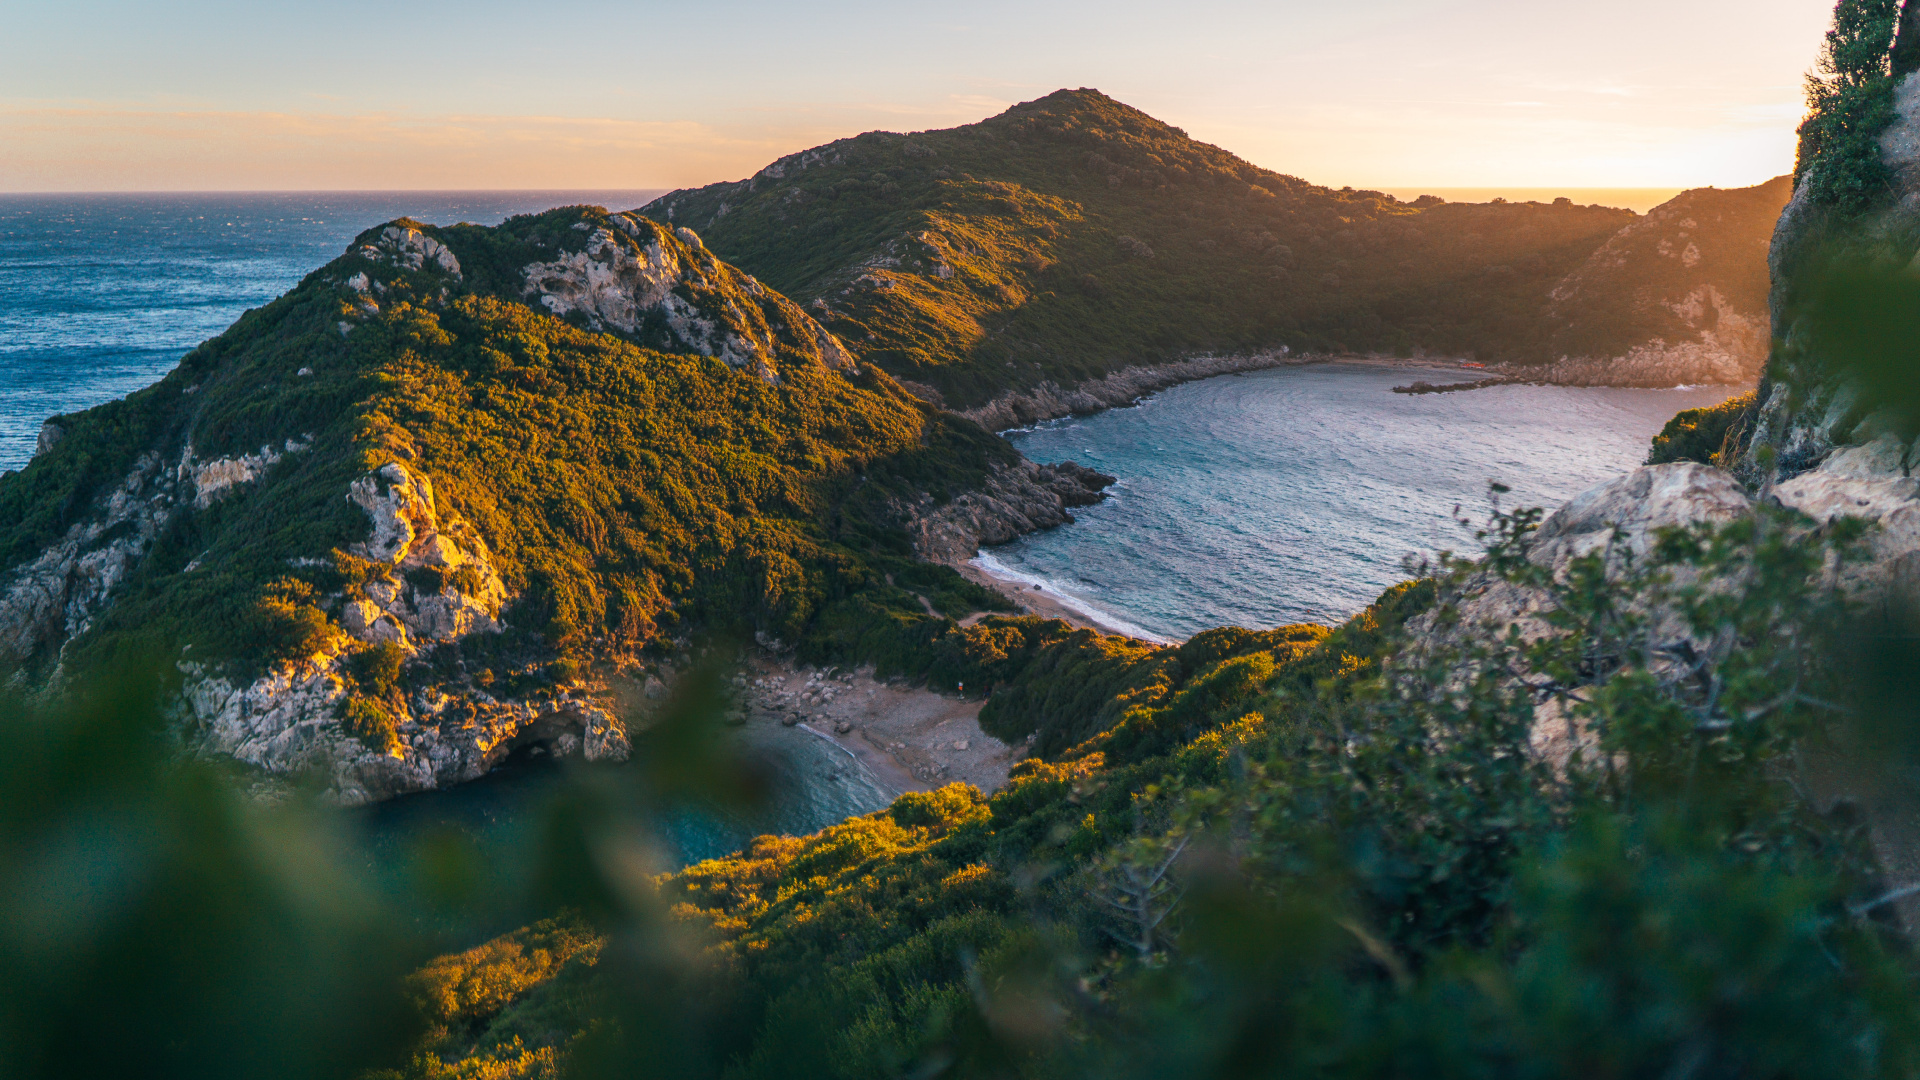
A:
[[737, 653, 1025, 796]]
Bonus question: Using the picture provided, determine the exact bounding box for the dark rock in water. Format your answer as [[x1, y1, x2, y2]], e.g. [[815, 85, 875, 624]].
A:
[[1040, 459, 1116, 507], [1392, 377, 1521, 395]]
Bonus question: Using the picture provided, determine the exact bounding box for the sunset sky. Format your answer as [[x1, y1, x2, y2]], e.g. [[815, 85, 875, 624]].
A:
[[0, 0, 1832, 193]]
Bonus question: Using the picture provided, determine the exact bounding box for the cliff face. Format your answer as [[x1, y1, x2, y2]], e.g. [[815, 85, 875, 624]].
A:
[[0, 205, 1023, 803], [1733, 72, 1920, 482], [1526, 177, 1791, 387]]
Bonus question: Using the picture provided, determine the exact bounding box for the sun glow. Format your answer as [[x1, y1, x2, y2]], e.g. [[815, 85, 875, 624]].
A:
[[0, 0, 1829, 192]]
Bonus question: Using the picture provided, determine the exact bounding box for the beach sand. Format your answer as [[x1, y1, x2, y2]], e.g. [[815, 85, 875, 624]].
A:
[[739, 653, 1026, 796]]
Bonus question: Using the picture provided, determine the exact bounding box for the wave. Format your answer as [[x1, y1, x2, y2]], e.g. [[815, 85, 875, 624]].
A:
[[969, 551, 1175, 644]]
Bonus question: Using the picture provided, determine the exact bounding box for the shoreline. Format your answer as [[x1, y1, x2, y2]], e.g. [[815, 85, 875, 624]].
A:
[[957, 351, 1751, 434], [738, 653, 1023, 797], [958, 352, 1483, 433], [957, 553, 1174, 643]]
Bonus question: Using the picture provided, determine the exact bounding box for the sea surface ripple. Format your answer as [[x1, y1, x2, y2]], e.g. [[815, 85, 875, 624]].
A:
[[991, 364, 1735, 640], [0, 191, 661, 471]]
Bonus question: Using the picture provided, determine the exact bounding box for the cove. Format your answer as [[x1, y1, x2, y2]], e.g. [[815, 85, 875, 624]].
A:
[[986, 363, 1737, 641]]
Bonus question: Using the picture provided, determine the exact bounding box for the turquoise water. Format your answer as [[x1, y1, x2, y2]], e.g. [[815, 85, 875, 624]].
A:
[[349, 715, 898, 939], [0, 191, 662, 471], [989, 365, 1737, 641], [356, 712, 897, 873]]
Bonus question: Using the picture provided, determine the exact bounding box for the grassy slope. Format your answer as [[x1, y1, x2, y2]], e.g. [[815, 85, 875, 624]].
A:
[[379, 586, 1430, 1077], [0, 206, 1014, 687], [641, 89, 1637, 408]]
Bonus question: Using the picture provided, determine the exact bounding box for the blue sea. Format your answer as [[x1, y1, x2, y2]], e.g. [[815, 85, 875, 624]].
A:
[[0, 191, 663, 471], [990, 366, 1735, 640]]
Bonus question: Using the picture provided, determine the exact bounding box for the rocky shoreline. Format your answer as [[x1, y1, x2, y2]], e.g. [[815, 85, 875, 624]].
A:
[[957, 350, 1749, 432], [958, 352, 1303, 432], [905, 458, 1115, 565]]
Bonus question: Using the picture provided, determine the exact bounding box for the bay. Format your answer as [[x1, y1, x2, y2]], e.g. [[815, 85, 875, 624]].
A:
[[989, 364, 1737, 641]]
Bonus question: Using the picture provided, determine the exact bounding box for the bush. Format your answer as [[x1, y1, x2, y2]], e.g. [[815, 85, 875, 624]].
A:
[[1796, 0, 1903, 214], [1646, 390, 1757, 464], [343, 697, 401, 755]]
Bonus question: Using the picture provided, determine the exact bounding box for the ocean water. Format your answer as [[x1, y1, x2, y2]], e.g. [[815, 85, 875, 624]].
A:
[[0, 191, 663, 471], [351, 716, 898, 938], [988, 364, 1737, 641], [356, 713, 897, 874]]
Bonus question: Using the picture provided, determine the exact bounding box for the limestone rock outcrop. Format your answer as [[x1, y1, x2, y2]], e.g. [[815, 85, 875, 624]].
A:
[[174, 460, 626, 805], [1527, 177, 1790, 389], [1732, 75, 1920, 481], [907, 459, 1115, 564], [354, 223, 463, 279], [339, 463, 507, 648], [183, 655, 627, 806], [516, 212, 854, 383], [1423, 445, 1920, 771], [0, 439, 311, 677]]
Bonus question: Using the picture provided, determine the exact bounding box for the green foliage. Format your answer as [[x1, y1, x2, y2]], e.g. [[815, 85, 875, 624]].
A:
[[644, 90, 1638, 408], [1647, 390, 1759, 464], [352, 642, 410, 697], [395, 493, 1920, 1080], [1797, 0, 1904, 214], [1793, 261, 1920, 443], [0, 208, 1020, 690], [401, 913, 601, 1066], [343, 697, 401, 755], [11, 486, 1918, 1080], [0, 682, 425, 1079]]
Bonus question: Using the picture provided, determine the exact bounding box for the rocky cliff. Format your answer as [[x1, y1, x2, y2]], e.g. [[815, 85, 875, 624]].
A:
[[905, 459, 1115, 564], [1731, 57, 1920, 480], [1517, 178, 1790, 388]]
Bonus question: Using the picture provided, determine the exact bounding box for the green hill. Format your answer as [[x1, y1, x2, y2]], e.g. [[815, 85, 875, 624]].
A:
[[0, 207, 1017, 800], [640, 89, 1641, 409], [1529, 176, 1791, 386]]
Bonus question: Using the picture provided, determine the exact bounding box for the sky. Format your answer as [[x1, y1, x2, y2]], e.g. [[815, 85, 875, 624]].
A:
[[0, 0, 1833, 193]]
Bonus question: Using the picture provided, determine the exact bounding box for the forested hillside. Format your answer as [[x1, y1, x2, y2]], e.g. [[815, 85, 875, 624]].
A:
[[0, 206, 1021, 800], [642, 90, 1782, 409]]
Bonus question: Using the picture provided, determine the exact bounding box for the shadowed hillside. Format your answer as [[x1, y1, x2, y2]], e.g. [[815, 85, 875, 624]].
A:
[[642, 89, 1643, 409]]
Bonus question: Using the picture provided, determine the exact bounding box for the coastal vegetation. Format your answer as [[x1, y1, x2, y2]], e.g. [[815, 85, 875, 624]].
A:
[[13, 482, 1913, 1079], [0, 207, 1021, 707], [1646, 390, 1758, 465], [364, 497, 1920, 1079], [643, 92, 1781, 409], [7, 2, 1920, 1077], [1796, 0, 1911, 213]]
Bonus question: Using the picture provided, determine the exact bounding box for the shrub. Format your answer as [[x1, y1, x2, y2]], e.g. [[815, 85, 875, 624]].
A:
[[1646, 390, 1757, 465]]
